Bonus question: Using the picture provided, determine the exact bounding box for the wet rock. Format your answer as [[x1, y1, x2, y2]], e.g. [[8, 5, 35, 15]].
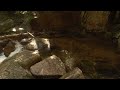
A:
[[13, 50, 41, 69], [20, 38, 32, 45], [60, 67, 85, 79], [30, 55, 66, 78], [0, 56, 34, 79], [24, 38, 38, 51], [65, 56, 76, 71], [35, 37, 51, 59], [35, 38, 50, 51], [0, 39, 10, 48], [55, 50, 80, 72], [0, 39, 11, 54], [3, 40, 15, 57]]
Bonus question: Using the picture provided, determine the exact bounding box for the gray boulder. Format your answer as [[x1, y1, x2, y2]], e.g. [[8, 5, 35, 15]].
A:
[[30, 55, 66, 78], [0, 50, 41, 79], [0, 57, 33, 79], [13, 50, 41, 69]]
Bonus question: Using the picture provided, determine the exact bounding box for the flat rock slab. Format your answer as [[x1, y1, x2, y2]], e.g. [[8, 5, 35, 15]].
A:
[[60, 67, 85, 79], [30, 55, 66, 78]]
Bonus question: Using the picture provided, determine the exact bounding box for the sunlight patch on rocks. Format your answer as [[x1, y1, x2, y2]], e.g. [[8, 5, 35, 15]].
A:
[[50, 55, 56, 59], [18, 28, 24, 31], [29, 38, 38, 50], [41, 38, 50, 49], [12, 28, 17, 32], [32, 50, 39, 55]]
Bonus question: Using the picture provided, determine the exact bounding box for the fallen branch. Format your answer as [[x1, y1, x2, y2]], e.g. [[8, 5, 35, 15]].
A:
[[0, 30, 83, 40], [0, 33, 32, 40]]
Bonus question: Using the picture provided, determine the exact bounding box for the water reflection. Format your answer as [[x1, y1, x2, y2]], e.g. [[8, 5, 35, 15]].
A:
[[49, 37, 120, 79]]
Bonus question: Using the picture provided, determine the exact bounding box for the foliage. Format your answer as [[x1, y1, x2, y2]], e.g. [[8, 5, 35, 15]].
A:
[[0, 11, 36, 34]]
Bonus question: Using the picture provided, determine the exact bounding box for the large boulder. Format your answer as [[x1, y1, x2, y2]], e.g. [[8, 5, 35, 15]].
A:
[[81, 11, 109, 32], [0, 62, 33, 79], [0, 50, 41, 79], [60, 67, 85, 79], [30, 55, 66, 79], [13, 50, 41, 69], [0, 56, 34, 79]]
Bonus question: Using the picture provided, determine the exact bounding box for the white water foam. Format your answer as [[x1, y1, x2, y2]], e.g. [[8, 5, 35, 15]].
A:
[[8, 41, 23, 58]]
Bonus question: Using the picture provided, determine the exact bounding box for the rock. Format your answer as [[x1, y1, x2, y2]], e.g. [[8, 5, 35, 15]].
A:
[[24, 38, 38, 51], [0, 39, 10, 48], [0, 56, 34, 79], [60, 67, 85, 79], [35, 37, 51, 59], [81, 11, 109, 32], [20, 38, 32, 45], [3, 40, 15, 57], [30, 55, 66, 78], [65, 56, 76, 71], [13, 50, 41, 69], [35, 38, 50, 50], [0, 39, 11, 54], [0, 49, 41, 79], [52, 50, 80, 72]]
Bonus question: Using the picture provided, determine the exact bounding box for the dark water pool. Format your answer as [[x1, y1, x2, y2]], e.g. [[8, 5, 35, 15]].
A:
[[46, 36, 120, 79]]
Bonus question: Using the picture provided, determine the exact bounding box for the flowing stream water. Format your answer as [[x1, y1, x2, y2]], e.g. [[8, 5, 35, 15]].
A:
[[0, 41, 23, 63]]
